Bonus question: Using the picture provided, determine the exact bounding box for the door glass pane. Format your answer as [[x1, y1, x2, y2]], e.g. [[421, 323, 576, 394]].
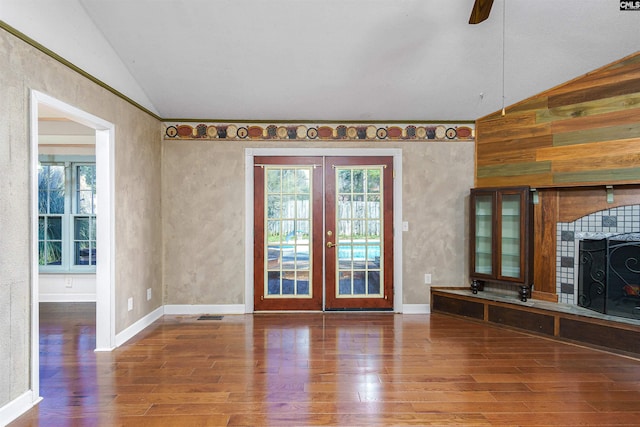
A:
[[474, 195, 493, 275], [367, 271, 381, 294], [282, 195, 295, 219], [353, 271, 366, 295], [296, 169, 310, 193], [267, 197, 281, 218], [338, 169, 351, 193], [339, 271, 353, 295], [266, 169, 281, 192], [295, 220, 310, 239], [283, 168, 298, 193], [267, 271, 281, 295], [335, 166, 383, 298], [264, 166, 313, 298], [501, 194, 521, 278], [297, 271, 310, 295]]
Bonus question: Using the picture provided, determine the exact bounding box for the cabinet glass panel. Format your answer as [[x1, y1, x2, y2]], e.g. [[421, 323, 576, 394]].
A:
[[474, 195, 493, 275], [501, 194, 521, 278]]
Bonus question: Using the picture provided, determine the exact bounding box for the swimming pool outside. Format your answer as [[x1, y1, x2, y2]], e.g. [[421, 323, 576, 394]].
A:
[[270, 242, 381, 261]]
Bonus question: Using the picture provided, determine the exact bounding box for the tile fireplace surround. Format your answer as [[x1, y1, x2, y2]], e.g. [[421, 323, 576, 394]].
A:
[[557, 205, 640, 305]]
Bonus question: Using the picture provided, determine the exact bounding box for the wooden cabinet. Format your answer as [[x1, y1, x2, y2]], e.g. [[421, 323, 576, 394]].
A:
[[470, 187, 533, 301]]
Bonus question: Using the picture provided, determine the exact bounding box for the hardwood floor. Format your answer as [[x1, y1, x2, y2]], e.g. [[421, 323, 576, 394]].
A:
[[10, 303, 640, 426]]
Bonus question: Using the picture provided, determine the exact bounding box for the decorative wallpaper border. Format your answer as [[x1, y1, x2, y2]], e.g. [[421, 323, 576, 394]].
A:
[[163, 122, 475, 142]]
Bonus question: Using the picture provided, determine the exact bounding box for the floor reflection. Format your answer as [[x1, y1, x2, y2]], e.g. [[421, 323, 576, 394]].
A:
[[12, 306, 640, 426], [38, 302, 102, 423]]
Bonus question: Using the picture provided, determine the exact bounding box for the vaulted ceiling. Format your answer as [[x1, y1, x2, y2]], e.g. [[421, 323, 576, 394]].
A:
[[2, 0, 639, 121]]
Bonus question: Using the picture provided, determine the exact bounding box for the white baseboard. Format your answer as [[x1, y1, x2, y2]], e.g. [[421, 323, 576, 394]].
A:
[[98, 304, 245, 349], [0, 390, 41, 426], [114, 306, 164, 347], [163, 304, 246, 315], [39, 293, 96, 302], [402, 304, 431, 314]]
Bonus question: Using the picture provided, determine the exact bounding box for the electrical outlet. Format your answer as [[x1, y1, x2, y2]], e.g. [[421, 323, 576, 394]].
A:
[[424, 273, 432, 285], [147, 288, 152, 301], [65, 277, 73, 288], [127, 297, 133, 311], [402, 221, 409, 232]]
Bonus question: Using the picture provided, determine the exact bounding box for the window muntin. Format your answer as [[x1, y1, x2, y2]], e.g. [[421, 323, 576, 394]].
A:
[[76, 164, 97, 214], [264, 166, 313, 298], [335, 166, 383, 298], [73, 164, 97, 267], [74, 216, 96, 266], [38, 164, 65, 266], [38, 159, 96, 272]]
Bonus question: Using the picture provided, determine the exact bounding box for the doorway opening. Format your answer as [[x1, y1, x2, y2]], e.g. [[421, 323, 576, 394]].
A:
[[30, 90, 115, 402]]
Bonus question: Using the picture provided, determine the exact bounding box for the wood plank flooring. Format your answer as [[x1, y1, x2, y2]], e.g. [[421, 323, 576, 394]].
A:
[[10, 303, 640, 426]]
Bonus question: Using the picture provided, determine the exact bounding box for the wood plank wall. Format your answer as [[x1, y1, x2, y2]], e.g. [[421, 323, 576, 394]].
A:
[[475, 52, 640, 188], [474, 51, 640, 301]]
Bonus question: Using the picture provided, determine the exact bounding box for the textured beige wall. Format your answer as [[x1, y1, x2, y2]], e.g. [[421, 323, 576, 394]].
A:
[[0, 29, 162, 408], [401, 141, 474, 303], [113, 108, 163, 332], [0, 30, 31, 408], [162, 141, 246, 304], [162, 140, 474, 306]]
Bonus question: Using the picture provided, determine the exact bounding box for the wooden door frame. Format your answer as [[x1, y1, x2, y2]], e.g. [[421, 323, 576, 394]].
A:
[[324, 156, 394, 310], [253, 156, 324, 311], [244, 148, 403, 313]]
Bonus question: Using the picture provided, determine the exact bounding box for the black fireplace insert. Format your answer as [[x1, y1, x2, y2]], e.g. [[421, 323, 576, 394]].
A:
[[578, 233, 640, 320]]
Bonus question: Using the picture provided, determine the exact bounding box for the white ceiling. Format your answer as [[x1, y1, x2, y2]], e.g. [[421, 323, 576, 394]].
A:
[[3, 0, 639, 121]]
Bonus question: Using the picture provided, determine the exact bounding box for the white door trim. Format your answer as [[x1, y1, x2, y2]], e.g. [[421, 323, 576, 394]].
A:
[[30, 90, 116, 401], [244, 147, 403, 313]]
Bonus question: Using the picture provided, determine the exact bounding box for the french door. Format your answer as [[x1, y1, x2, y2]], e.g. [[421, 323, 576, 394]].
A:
[[253, 156, 394, 311]]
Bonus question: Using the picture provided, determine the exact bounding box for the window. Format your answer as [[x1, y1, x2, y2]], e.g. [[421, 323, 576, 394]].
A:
[[38, 164, 65, 266], [38, 158, 96, 272]]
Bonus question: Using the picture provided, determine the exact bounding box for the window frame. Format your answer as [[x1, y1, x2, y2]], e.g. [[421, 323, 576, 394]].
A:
[[38, 155, 97, 274]]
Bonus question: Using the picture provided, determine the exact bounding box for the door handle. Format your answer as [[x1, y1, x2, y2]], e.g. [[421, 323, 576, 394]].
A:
[[326, 242, 337, 248]]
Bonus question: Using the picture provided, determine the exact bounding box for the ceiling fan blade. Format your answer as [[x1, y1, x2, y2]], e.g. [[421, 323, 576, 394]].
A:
[[469, 0, 494, 24]]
